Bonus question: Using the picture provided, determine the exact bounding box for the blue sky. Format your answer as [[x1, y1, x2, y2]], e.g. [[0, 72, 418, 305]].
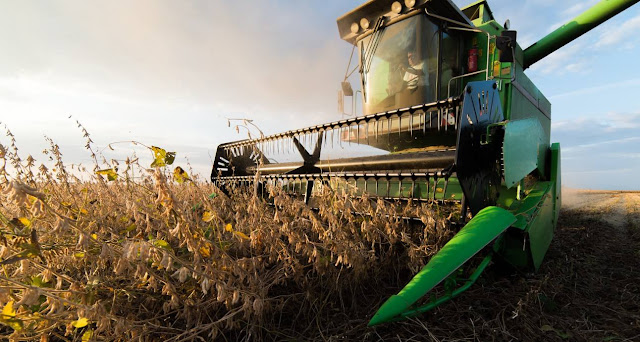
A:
[[0, 0, 638, 189]]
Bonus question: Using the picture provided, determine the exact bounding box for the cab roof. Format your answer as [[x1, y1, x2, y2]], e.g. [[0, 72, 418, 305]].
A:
[[337, 0, 473, 45]]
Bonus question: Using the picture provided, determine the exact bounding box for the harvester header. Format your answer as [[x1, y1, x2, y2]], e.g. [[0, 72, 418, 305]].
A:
[[212, 0, 639, 327]]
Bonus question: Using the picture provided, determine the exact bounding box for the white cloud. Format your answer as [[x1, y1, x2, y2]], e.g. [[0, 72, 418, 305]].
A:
[[595, 14, 640, 48], [548, 78, 640, 102], [561, 0, 599, 18], [604, 112, 640, 129], [561, 136, 640, 153], [564, 168, 633, 175], [611, 152, 640, 158], [528, 41, 591, 75]]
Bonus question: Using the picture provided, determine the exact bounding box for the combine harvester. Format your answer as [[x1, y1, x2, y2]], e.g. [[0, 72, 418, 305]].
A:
[[212, 0, 639, 326]]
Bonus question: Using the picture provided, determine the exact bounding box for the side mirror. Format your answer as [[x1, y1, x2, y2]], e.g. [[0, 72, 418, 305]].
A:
[[338, 81, 359, 115], [338, 81, 354, 114], [497, 30, 517, 63], [341, 81, 354, 96]]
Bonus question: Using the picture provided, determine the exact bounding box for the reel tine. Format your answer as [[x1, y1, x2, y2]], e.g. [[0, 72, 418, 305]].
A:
[[411, 177, 415, 199], [432, 175, 438, 201], [445, 108, 448, 132], [375, 119, 379, 142], [410, 113, 413, 137], [443, 177, 450, 201], [366, 121, 370, 145], [386, 176, 390, 198], [387, 117, 391, 140], [426, 173, 430, 200]]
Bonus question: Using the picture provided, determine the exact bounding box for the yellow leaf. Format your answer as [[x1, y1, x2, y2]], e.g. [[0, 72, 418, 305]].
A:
[[82, 329, 93, 342], [17, 217, 31, 228], [0, 301, 22, 331], [7, 218, 28, 231], [30, 275, 48, 287], [150, 146, 176, 168], [27, 195, 37, 206], [199, 244, 211, 257], [202, 211, 215, 223], [91, 233, 98, 240], [74, 252, 85, 258], [173, 166, 190, 184], [153, 239, 171, 250], [2, 301, 16, 318], [225, 223, 233, 232], [3, 319, 22, 332], [96, 168, 118, 181], [71, 317, 89, 328], [234, 231, 249, 240]]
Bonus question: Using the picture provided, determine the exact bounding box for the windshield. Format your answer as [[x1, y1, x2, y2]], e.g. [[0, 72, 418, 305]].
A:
[[359, 15, 439, 115]]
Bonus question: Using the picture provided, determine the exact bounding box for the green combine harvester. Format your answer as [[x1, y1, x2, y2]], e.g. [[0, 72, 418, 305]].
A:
[[212, 0, 639, 326]]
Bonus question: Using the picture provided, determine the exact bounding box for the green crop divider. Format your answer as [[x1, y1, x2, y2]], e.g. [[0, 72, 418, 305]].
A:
[[368, 206, 516, 326], [395, 253, 493, 320]]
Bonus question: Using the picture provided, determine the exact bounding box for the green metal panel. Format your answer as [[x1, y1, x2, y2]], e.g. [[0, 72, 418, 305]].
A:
[[527, 187, 555, 270], [460, 0, 495, 25], [550, 143, 562, 225], [508, 64, 551, 177], [496, 184, 518, 209], [503, 118, 544, 188], [368, 206, 516, 326], [523, 0, 640, 68], [511, 182, 552, 229], [501, 181, 556, 270]]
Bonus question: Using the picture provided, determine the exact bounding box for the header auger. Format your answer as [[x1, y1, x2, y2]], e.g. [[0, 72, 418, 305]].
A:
[[212, 0, 639, 326]]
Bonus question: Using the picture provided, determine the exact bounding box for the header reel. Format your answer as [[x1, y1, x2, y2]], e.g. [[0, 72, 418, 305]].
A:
[[212, 81, 505, 213]]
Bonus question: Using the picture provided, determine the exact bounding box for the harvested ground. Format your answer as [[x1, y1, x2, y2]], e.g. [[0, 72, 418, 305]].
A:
[[356, 189, 640, 341]]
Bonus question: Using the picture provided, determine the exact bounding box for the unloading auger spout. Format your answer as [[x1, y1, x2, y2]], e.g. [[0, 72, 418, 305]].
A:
[[211, 0, 639, 326], [523, 0, 639, 69]]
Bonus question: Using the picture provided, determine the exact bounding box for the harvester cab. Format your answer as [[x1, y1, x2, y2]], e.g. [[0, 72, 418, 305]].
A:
[[212, 0, 639, 326]]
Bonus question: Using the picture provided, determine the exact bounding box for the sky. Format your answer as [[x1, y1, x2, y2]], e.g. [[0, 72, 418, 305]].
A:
[[0, 0, 639, 189]]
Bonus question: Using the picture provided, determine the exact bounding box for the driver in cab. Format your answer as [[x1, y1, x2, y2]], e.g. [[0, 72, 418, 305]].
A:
[[380, 49, 431, 112], [402, 51, 426, 90]]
